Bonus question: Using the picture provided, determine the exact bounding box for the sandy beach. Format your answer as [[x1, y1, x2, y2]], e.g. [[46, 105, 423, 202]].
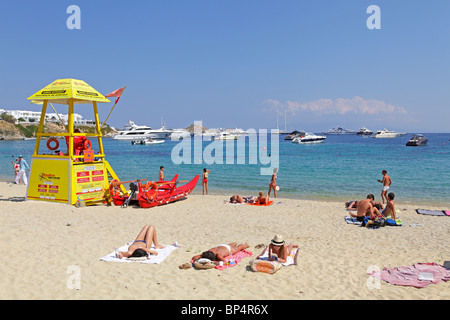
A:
[[0, 181, 448, 300]]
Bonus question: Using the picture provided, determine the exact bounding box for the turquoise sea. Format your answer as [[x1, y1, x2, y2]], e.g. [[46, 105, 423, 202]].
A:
[[1, 133, 450, 205]]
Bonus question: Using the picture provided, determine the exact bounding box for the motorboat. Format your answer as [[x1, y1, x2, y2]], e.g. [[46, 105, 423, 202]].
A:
[[356, 126, 373, 136], [292, 132, 326, 144], [213, 131, 238, 140], [371, 129, 405, 138], [326, 127, 356, 135], [131, 138, 164, 145], [406, 134, 428, 146], [284, 130, 305, 140], [113, 120, 172, 140]]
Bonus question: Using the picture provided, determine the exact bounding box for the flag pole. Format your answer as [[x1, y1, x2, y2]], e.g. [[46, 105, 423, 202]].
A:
[[100, 86, 126, 131]]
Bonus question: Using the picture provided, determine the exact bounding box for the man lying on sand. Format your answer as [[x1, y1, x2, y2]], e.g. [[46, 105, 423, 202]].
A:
[[192, 242, 250, 264]]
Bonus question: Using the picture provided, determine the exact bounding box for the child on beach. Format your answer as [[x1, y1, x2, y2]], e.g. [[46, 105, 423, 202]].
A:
[[202, 168, 211, 195], [159, 166, 165, 181]]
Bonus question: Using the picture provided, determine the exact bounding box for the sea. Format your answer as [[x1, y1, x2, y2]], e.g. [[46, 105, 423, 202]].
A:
[[1, 133, 449, 206]]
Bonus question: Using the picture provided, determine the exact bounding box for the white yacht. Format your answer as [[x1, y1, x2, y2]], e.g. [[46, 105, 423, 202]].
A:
[[113, 120, 171, 140], [213, 131, 238, 140], [170, 129, 192, 140], [371, 129, 405, 139], [292, 132, 326, 144], [131, 138, 165, 145]]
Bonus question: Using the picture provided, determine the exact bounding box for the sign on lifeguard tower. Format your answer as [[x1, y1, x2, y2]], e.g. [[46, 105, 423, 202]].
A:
[[25, 78, 124, 205]]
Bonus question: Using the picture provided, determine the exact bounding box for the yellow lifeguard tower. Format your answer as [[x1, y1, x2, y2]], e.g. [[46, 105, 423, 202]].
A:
[[25, 78, 124, 205]]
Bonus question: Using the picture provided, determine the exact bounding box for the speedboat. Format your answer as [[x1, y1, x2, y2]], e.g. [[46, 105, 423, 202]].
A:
[[326, 127, 356, 135], [131, 138, 164, 145], [356, 126, 373, 136], [371, 129, 405, 138], [406, 134, 428, 146], [292, 132, 326, 144], [284, 130, 305, 140], [113, 120, 171, 140], [213, 131, 238, 140]]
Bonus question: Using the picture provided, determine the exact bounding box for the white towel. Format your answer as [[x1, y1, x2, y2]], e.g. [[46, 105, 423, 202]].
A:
[[99, 242, 180, 264], [257, 246, 298, 266]]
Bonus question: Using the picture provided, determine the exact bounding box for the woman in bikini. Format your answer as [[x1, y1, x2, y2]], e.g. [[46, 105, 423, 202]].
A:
[[264, 235, 298, 264], [202, 168, 211, 195], [268, 168, 278, 198], [116, 225, 165, 259], [191, 242, 250, 264]]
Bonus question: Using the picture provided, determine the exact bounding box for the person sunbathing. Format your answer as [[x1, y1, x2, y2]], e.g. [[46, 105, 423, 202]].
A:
[[256, 191, 269, 205], [191, 242, 250, 264], [116, 225, 165, 259], [229, 195, 246, 203], [257, 235, 298, 264], [348, 194, 381, 221], [380, 192, 396, 220]]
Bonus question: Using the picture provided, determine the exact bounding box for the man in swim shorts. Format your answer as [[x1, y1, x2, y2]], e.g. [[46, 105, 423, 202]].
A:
[[349, 194, 380, 221], [191, 242, 250, 264], [377, 170, 392, 204]]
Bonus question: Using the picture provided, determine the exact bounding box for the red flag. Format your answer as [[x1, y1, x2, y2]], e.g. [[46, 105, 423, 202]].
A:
[[105, 87, 125, 104]]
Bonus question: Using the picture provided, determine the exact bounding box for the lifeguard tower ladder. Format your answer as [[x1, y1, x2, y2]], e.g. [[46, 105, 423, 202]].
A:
[[25, 78, 125, 206]]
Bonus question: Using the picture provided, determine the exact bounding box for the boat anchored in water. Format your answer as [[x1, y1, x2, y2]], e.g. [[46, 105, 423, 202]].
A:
[[356, 126, 373, 136], [113, 120, 172, 140], [284, 130, 305, 140], [406, 134, 428, 146], [371, 129, 406, 138], [326, 127, 356, 135], [131, 138, 165, 145], [292, 132, 326, 144], [213, 131, 238, 140]]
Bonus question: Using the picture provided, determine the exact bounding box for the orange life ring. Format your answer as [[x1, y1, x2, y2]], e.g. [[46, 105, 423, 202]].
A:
[[84, 139, 92, 150], [47, 138, 59, 151], [145, 181, 158, 201]]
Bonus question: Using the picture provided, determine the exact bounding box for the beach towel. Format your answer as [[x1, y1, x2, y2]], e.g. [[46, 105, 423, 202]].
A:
[[256, 246, 299, 266], [367, 263, 450, 288], [416, 209, 450, 216], [99, 242, 180, 264], [214, 249, 253, 270], [247, 201, 274, 207], [345, 216, 362, 225]]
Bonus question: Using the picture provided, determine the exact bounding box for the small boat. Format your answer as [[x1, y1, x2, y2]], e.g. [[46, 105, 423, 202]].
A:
[[292, 132, 326, 144], [371, 129, 405, 138], [131, 138, 164, 145], [406, 134, 428, 146], [284, 130, 305, 140], [356, 126, 373, 136], [213, 131, 238, 140], [137, 175, 199, 208]]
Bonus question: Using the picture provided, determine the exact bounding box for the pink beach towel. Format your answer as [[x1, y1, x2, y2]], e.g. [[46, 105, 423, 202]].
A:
[[368, 263, 450, 288], [215, 249, 253, 270]]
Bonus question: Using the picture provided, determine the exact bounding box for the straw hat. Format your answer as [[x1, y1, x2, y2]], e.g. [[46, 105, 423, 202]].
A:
[[271, 234, 285, 246]]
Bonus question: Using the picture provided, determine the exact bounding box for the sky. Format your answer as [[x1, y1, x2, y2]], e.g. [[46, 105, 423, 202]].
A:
[[0, 0, 449, 132]]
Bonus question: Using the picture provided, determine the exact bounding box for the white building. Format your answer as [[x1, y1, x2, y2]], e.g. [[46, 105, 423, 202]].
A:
[[0, 108, 97, 125]]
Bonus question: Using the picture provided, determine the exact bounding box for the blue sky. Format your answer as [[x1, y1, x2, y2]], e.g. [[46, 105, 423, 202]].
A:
[[0, 1, 449, 132]]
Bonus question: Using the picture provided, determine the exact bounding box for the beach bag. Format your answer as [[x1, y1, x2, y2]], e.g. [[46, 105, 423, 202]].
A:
[[373, 217, 386, 227], [386, 218, 403, 226]]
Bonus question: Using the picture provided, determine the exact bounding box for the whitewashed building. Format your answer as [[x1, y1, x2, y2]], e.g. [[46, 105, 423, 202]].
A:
[[0, 108, 96, 125]]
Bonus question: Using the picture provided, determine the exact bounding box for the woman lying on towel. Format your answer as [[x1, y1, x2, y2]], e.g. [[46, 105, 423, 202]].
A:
[[191, 242, 250, 264], [256, 235, 298, 264], [116, 225, 165, 259]]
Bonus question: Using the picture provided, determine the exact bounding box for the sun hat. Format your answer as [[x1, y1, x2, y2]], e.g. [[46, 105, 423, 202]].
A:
[[271, 234, 285, 246], [18, 155, 23, 158]]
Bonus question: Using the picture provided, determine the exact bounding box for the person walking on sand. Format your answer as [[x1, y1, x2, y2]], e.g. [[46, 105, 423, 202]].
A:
[[116, 225, 165, 259], [159, 166, 165, 181], [15, 155, 30, 185], [202, 168, 211, 195], [268, 168, 278, 198], [377, 170, 392, 204]]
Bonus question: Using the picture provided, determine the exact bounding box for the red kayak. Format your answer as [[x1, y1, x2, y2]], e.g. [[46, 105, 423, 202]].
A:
[[111, 175, 178, 207], [137, 175, 199, 208]]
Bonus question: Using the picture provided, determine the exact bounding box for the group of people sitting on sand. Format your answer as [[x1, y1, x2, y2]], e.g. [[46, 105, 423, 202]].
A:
[[346, 192, 397, 221], [116, 225, 297, 266], [228, 168, 278, 204]]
